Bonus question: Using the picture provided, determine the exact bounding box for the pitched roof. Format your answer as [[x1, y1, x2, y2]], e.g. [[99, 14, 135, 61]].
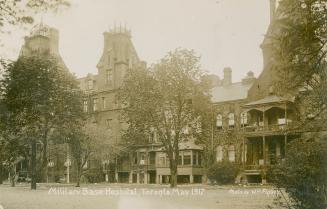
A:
[[244, 95, 293, 106], [211, 82, 253, 103]]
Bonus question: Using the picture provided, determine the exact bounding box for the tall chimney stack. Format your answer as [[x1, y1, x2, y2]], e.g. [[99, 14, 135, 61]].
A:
[[223, 67, 232, 86]]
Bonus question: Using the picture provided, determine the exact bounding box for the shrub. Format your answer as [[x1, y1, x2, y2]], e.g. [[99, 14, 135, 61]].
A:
[[268, 138, 327, 209], [207, 161, 239, 185]]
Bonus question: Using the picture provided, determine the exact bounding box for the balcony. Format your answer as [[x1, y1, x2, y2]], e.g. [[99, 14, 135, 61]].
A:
[[243, 123, 289, 135]]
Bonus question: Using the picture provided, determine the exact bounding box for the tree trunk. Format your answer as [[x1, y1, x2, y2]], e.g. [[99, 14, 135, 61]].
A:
[[41, 137, 48, 182], [170, 160, 178, 188], [31, 140, 37, 190], [0, 162, 3, 184], [10, 164, 16, 187], [76, 164, 81, 187]]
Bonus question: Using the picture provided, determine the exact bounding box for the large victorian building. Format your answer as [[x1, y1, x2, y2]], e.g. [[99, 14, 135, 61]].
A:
[[77, 27, 205, 184], [13, 0, 319, 185]]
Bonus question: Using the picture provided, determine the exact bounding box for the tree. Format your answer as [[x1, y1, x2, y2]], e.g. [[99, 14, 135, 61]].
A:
[[119, 49, 211, 187], [267, 1, 327, 208], [268, 137, 327, 209], [67, 123, 115, 187], [0, 0, 71, 68], [0, 54, 84, 189], [0, 0, 70, 32], [271, 0, 327, 128]]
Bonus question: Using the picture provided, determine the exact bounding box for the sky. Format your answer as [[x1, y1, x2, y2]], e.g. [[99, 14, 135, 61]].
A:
[[1, 0, 271, 82]]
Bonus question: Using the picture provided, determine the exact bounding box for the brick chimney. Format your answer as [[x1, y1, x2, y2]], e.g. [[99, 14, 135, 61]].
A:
[[242, 71, 256, 85], [223, 67, 232, 86]]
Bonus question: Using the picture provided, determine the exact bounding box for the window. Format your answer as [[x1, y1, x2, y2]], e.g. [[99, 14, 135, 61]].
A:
[[93, 98, 98, 111], [106, 69, 113, 85], [106, 119, 112, 130], [149, 152, 155, 165], [107, 54, 111, 66], [139, 153, 145, 165], [216, 114, 223, 128], [216, 146, 223, 162], [102, 97, 106, 109], [178, 155, 182, 165], [228, 145, 235, 162], [159, 157, 166, 166], [198, 153, 202, 165], [193, 152, 197, 165], [134, 154, 138, 165], [87, 80, 93, 90], [182, 126, 189, 135], [228, 113, 235, 127], [241, 112, 248, 125], [183, 154, 191, 165], [83, 100, 88, 112]]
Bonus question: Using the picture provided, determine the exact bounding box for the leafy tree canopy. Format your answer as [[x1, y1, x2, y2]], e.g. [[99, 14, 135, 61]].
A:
[[119, 48, 211, 187]]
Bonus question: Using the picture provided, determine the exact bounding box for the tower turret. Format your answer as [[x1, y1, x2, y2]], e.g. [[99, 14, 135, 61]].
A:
[[96, 25, 140, 90]]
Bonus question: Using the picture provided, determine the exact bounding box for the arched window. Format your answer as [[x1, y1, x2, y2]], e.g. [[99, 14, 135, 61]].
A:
[[228, 113, 235, 127], [241, 112, 248, 125], [228, 145, 235, 162], [216, 114, 223, 128], [216, 146, 223, 162]]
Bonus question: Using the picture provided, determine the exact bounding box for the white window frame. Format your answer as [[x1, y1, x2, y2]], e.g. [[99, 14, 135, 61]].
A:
[[228, 145, 235, 162], [106, 69, 113, 85], [216, 114, 223, 127], [93, 98, 98, 111], [83, 100, 88, 112], [228, 113, 235, 127]]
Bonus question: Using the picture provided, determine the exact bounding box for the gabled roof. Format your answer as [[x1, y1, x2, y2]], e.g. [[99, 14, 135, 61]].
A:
[[211, 82, 253, 103]]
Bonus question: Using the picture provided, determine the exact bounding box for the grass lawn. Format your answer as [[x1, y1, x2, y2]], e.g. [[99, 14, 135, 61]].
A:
[[0, 183, 276, 209]]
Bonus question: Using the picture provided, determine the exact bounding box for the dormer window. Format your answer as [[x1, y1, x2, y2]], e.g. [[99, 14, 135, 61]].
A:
[[228, 113, 235, 127], [87, 79, 93, 90], [106, 69, 113, 85], [216, 114, 223, 129]]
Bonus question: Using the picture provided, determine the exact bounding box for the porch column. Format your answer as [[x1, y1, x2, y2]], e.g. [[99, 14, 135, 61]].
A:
[[157, 175, 162, 184], [190, 175, 194, 184], [284, 134, 288, 157], [242, 137, 245, 168], [136, 173, 140, 184], [129, 172, 133, 183], [263, 136, 266, 165], [144, 172, 148, 184], [115, 171, 119, 183]]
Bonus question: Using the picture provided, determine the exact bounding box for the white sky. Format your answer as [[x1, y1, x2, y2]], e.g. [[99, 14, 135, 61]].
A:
[[0, 0, 270, 82]]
